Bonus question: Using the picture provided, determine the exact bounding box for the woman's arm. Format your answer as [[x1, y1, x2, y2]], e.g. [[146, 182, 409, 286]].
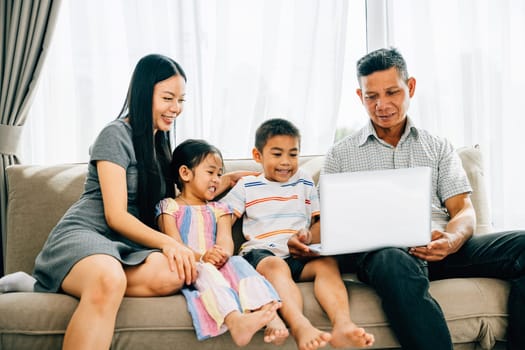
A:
[[157, 213, 203, 262], [97, 160, 196, 282], [156, 213, 183, 242], [216, 170, 259, 197]]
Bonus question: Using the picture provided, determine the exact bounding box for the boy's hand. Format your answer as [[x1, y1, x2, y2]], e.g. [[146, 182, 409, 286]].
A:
[[296, 228, 312, 244], [288, 229, 319, 259]]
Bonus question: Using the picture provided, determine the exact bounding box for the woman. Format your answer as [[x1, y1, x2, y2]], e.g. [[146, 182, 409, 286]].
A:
[[23, 54, 257, 349]]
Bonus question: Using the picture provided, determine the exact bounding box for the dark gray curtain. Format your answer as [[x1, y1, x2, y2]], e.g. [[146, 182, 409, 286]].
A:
[[0, 0, 62, 276]]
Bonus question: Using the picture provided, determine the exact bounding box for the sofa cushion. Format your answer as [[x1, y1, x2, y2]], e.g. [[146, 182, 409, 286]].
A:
[[0, 278, 508, 349], [2, 152, 507, 350]]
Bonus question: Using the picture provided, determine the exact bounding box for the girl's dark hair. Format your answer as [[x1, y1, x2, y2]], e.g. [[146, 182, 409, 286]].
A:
[[171, 139, 224, 193], [118, 54, 187, 228]]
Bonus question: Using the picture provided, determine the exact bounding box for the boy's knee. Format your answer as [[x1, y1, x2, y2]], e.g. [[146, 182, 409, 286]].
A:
[[256, 256, 288, 275], [307, 256, 339, 272]]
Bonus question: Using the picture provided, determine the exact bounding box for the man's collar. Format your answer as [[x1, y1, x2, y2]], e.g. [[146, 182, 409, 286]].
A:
[[358, 116, 419, 146]]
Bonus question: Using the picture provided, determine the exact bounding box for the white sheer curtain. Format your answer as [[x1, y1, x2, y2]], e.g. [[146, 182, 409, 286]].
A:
[[23, 0, 523, 229], [383, 0, 525, 230], [22, 0, 350, 163]]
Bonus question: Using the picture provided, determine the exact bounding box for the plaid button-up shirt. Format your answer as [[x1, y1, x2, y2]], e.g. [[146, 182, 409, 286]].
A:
[[322, 117, 472, 230]]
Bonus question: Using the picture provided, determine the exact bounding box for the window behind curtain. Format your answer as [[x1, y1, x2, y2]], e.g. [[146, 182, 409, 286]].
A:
[[22, 0, 366, 164], [385, 0, 525, 230], [22, 0, 524, 229]]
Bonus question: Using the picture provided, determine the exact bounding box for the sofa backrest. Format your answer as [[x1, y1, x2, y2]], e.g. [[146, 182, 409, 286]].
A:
[[4, 147, 491, 275], [5, 164, 88, 274]]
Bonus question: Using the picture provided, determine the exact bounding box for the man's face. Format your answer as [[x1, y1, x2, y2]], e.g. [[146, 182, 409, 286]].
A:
[[356, 67, 416, 132]]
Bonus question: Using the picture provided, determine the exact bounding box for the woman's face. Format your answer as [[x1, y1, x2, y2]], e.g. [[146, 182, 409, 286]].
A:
[[152, 74, 186, 133]]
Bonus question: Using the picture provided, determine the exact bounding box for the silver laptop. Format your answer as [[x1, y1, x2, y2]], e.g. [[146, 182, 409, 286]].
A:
[[311, 167, 432, 255]]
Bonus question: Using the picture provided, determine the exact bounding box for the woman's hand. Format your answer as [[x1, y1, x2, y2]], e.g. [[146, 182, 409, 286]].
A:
[[161, 241, 197, 285], [217, 170, 260, 196]]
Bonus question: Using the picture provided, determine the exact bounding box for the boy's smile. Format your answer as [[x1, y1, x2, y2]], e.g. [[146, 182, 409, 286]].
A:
[[253, 135, 300, 183]]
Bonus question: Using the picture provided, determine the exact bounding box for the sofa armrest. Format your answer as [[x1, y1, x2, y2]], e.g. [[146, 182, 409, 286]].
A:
[[456, 145, 493, 234]]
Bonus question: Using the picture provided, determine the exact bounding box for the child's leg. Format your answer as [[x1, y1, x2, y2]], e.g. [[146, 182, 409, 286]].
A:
[[220, 256, 289, 344], [223, 301, 280, 347], [264, 311, 289, 345], [300, 257, 375, 348], [220, 256, 279, 310], [183, 263, 237, 340], [190, 262, 279, 346], [253, 253, 331, 350]]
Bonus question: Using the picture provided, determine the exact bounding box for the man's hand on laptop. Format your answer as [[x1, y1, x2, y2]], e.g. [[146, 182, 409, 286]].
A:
[[288, 228, 320, 258], [409, 230, 457, 262]]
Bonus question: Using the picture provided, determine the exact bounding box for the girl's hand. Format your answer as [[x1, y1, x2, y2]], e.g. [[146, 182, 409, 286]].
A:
[[161, 241, 197, 285], [201, 245, 230, 268]]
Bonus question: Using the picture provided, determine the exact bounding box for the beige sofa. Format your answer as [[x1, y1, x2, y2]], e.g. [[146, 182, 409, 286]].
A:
[[0, 147, 509, 349]]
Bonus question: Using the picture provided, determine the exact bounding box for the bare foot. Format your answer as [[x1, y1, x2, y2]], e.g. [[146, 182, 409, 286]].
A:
[[330, 322, 374, 348], [292, 323, 332, 350], [264, 314, 289, 345], [227, 301, 280, 347]]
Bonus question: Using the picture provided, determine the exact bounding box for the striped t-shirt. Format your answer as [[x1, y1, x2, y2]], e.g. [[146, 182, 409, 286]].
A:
[[221, 168, 320, 258]]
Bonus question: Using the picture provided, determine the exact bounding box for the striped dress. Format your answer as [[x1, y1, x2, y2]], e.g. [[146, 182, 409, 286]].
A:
[[155, 199, 279, 340]]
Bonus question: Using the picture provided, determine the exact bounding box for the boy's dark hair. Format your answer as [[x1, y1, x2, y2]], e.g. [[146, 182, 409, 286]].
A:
[[356, 47, 409, 84], [255, 118, 301, 152], [170, 139, 224, 192]]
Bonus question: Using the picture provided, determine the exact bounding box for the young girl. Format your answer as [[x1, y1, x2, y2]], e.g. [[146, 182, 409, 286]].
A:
[[155, 139, 289, 346]]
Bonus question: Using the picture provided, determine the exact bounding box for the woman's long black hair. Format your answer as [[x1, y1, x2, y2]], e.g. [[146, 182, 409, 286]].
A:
[[117, 54, 186, 228]]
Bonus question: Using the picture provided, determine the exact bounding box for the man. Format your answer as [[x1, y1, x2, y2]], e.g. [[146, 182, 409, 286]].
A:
[[289, 47, 525, 350]]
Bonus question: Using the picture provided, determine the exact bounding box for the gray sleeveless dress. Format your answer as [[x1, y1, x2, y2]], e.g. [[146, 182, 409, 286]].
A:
[[33, 119, 158, 292]]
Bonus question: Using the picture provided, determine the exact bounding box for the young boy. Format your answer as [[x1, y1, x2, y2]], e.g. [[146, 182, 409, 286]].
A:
[[221, 118, 374, 350]]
